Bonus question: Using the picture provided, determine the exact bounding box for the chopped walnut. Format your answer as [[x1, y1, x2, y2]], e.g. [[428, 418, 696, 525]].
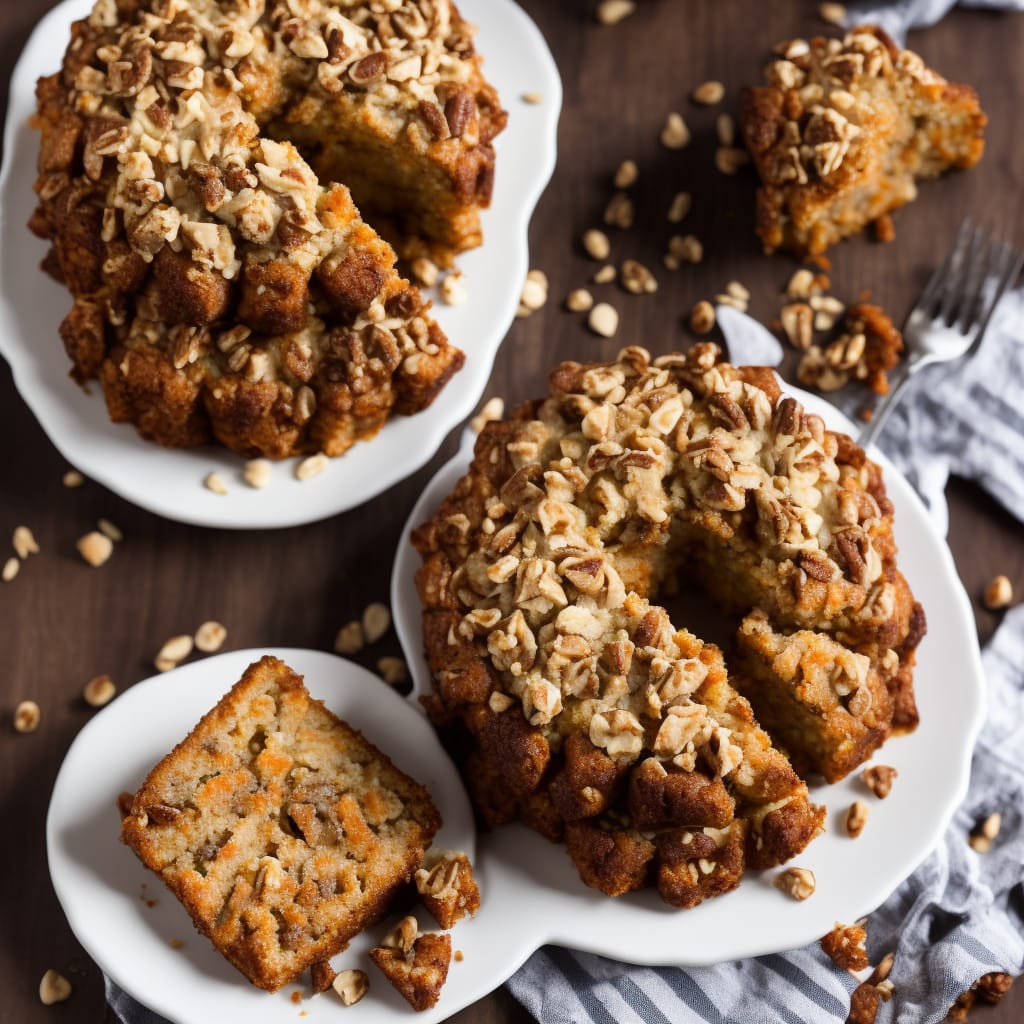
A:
[[862, 765, 897, 799]]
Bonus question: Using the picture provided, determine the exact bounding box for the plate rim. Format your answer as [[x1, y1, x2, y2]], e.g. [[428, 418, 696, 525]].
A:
[[0, 0, 563, 530]]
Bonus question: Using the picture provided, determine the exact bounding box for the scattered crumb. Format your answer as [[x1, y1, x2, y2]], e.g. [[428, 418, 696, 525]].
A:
[[520, 91, 543, 104], [14, 700, 41, 733], [983, 575, 1013, 610], [62, 470, 85, 488]]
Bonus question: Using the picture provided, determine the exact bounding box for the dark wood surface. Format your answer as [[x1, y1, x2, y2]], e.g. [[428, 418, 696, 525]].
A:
[[2, 2, 1022, 1022]]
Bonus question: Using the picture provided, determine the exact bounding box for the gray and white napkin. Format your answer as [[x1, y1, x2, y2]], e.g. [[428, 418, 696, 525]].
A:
[[505, 286, 1024, 1024], [846, 0, 1024, 43]]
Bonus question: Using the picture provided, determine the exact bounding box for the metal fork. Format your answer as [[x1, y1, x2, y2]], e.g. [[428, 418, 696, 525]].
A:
[[859, 218, 1024, 450]]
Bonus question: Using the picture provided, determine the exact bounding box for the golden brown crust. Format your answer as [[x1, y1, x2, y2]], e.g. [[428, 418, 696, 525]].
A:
[[120, 656, 441, 992], [370, 931, 452, 1011], [741, 26, 985, 256], [414, 850, 481, 929], [31, 0, 504, 458]]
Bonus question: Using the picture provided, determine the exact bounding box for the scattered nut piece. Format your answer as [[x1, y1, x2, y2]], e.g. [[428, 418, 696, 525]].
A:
[[470, 397, 505, 434], [620, 259, 658, 295], [244, 459, 272, 489], [693, 80, 725, 106], [12, 526, 39, 559], [969, 812, 1001, 852], [846, 800, 869, 837], [455, 950, 464, 962], [204, 471, 228, 495], [726, 280, 750, 303], [588, 302, 619, 338], [786, 268, 818, 299], [520, 91, 543, 105], [819, 2, 847, 25], [195, 620, 227, 653], [520, 270, 549, 311], [667, 191, 691, 223], [983, 575, 1013, 610], [565, 288, 594, 313], [660, 111, 690, 150], [83, 674, 116, 708], [77, 531, 114, 567], [97, 518, 123, 543], [295, 453, 327, 481], [780, 302, 814, 349], [14, 699, 41, 733], [862, 765, 898, 799], [362, 602, 391, 644], [596, 0, 635, 26], [332, 969, 369, 1007], [582, 228, 611, 261], [689, 300, 716, 335], [2, 557, 19, 583], [39, 969, 72, 1006], [773, 867, 815, 900], [156, 634, 193, 670], [668, 233, 703, 264], [716, 112, 735, 147], [439, 272, 468, 306], [592, 263, 616, 284], [334, 620, 365, 655], [62, 470, 85, 488], [410, 257, 439, 288], [714, 290, 748, 312], [377, 656, 409, 686], [604, 192, 634, 229], [715, 146, 749, 174], [613, 159, 638, 189]]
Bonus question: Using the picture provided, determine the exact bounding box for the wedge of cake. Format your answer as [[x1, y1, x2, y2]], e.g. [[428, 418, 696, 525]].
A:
[[734, 610, 893, 783], [120, 656, 441, 991], [740, 26, 985, 256]]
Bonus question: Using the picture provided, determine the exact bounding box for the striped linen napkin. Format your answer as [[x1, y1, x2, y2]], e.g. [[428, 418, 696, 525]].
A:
[[505, 289, 1024, 1023]]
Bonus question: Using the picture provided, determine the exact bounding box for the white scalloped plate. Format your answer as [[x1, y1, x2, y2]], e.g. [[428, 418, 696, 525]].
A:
[[0, 0, 560, 529], [391, 381, 986, 967], [47, 649, 484, 1024]]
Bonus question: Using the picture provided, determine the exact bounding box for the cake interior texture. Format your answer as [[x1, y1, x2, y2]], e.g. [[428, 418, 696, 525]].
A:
[[120, 655, 442, 991]]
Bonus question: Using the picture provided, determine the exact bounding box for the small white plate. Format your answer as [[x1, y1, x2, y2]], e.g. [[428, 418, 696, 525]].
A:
[[47, 648, 482, 1024], [391, 383, 986, 966], [0, 0, 561, 529]]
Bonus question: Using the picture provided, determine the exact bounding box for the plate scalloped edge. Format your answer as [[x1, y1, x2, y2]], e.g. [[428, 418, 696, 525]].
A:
[[391, 380, 987, 969], [0, 0, 562, 530]]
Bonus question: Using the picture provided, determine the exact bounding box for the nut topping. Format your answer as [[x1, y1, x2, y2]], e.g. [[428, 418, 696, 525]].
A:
[[773, 866, 815, 900]]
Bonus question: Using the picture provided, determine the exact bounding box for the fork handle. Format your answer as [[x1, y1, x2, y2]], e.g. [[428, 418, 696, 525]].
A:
[[857, 351, 934, 452]]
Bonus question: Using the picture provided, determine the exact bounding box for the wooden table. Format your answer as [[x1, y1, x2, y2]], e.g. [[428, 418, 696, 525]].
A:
[[2, 2, 1022, 1022]]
